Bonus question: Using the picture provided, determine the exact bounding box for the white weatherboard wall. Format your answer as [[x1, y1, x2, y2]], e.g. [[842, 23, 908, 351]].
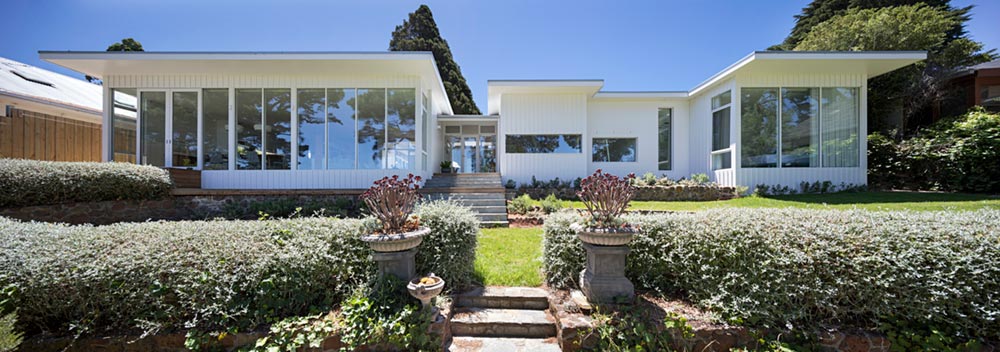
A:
[[106, 73, 438, 189], [586, 99, 690, 179], [499, 93, 588, 184], [688, 79, 736, 185], [733, 71, 868, 188]]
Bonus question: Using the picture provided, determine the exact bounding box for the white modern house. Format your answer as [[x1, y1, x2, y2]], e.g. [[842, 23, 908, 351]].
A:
[[41, 50, 925, 190]]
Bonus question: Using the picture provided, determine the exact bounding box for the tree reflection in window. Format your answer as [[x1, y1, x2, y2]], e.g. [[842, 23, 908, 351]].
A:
[[592, 138, 637, 162], [505, 134, 582, 153]]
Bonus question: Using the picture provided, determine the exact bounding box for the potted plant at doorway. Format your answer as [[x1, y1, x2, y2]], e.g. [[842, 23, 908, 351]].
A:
[[360, 174, 430, 252], [572, 169, 638, 246], [440, 161, 452, 174]]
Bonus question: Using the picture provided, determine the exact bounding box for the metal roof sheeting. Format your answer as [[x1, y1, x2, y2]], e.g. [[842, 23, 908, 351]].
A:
[[0, 56, 102, 115]]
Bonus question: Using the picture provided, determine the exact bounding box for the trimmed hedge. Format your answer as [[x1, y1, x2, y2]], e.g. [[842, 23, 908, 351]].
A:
[[0, 159, 173, 207], [543, 209, 1000, 340], [0, 201, 478, 338]]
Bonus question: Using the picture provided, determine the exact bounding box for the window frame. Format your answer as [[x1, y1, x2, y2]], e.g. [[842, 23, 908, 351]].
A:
[[657, 108, 672, 170], [504, 134, 583, 154], [711, 90, 733, 170]]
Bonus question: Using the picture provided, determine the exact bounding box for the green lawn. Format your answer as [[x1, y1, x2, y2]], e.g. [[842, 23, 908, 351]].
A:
[[474, 227, 544, 287], [535, 191, 1000, 212]]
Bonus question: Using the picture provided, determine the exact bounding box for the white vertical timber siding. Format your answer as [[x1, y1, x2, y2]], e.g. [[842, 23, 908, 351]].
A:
[[499, 93, 588, 184], [687, 79, 736, 184], [733, 71, 868, 189], [586, 99, 689, 179]]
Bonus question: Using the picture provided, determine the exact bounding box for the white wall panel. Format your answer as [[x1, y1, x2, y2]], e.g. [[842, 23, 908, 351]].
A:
[[586, 99, 689, 179], [499, 93, 588, 184], [687, 79, 735, 181], [202, 170, 432, 189]]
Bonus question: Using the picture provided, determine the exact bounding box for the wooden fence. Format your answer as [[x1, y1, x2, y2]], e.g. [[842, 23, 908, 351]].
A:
[[0, 107, 101, 162]]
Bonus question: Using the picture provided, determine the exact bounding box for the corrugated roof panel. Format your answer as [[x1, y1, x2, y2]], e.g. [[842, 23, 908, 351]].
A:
[[0, 56, 102, 115]]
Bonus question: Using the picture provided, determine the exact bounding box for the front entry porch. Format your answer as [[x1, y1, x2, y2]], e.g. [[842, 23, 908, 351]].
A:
[[438, 116, 498, 174]]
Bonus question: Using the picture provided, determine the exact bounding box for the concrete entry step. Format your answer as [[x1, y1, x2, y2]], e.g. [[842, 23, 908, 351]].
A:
[[456, 287, 550, 310], [446, 337, 561, 352], [450, 308, 557, 338]]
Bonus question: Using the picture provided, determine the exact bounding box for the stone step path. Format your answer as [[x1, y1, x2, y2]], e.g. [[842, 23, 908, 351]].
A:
[[422, 173, 508, 227], [446, 287, 560, 352]]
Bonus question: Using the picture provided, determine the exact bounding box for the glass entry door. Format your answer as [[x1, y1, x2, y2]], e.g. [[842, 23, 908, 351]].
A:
[[444, 124, 496, 173], [139, 90, 200, 168]]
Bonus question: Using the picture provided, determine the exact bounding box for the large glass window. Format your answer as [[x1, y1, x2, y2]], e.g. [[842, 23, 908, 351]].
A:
[[202, 89, 229, 170], [263, 89, 292, 170], [821, 88, 859, 167], [297, 89, 326, 170], [171, 91, 198, 167], [357, 88, 386, 169], [740, 88, 778, 168], [741, 86, 860, 168], [140, 91, 166, 167], [982, 85, 1000, 111], [593, 138, 637, 162], [781, 88, 820, 167], [112, 89, 137, 163], [658, 108, 671, 170], [505, 134, 582, 153], [235, 89, 262, 170], [386, 88, 416, 170], [327, 88, 357, 169]]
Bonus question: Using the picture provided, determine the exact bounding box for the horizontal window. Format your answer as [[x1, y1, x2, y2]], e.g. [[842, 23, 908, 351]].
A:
[[505, 134, 581, 153], [593, 138, 637, 162]]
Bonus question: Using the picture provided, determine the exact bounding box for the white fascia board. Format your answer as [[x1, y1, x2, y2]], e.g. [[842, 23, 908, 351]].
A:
[[592, 91, 688, 99], [38, 51, 436, 62]]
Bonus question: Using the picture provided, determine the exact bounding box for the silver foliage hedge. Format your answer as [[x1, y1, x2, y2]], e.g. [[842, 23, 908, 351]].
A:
[[0, 201, 478, 338], [0, 159, 173, 207], [543, 208, 1000, 339]]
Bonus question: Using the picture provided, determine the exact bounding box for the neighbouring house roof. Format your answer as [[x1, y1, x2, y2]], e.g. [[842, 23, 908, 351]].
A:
[[38, 51, 454, 115], [485, 51, 927, 114], [0, 56, 102, 117], [971, 59, 1000, 71]]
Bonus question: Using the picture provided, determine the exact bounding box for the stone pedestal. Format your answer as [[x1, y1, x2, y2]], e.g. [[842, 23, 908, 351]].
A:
[[373, 248, 417, 282], [579, 243, 634, 303]]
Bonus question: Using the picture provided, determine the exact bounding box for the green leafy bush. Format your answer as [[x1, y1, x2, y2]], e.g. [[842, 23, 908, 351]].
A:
[[508, 194, 533, 215], [868, 107, 1000, 193], [0, 159, 173, 207], [338, 276, 438, 351], [543, 208, 1000, 341], [413, 200, 480, 290], [0, 313, 20, 352], [539, 194, 565, 214], [0, 200, 477, 338]]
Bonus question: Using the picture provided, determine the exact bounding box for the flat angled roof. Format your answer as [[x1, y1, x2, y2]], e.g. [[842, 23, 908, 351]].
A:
[[688, 50, 927, 96]]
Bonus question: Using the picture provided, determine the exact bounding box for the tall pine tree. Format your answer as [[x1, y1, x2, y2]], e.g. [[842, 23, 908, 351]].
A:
[[389, 5, 481, 115]]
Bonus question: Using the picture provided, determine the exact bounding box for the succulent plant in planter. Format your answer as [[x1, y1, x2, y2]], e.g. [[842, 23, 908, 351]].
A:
[[574, 169, 637, 246], [360, 174, 429, 253]]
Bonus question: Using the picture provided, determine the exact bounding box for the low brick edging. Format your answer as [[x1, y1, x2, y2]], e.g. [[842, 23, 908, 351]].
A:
[[0, 194, 358, 225]]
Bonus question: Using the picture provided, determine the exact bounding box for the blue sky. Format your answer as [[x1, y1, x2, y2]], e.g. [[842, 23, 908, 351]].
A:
[[3, 0, 997, 110]]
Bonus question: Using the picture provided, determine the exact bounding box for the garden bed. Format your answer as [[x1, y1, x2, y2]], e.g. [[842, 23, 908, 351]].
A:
[[543, 208, 1000, 345]]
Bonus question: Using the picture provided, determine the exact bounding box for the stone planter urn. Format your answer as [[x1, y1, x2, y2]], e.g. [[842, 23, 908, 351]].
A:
[[576, 226, 636, 304], [362, 227, 430, 281], [407, 274, 445, 309]]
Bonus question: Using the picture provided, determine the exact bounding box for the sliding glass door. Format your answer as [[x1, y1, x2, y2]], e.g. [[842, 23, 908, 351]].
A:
[[138, 90, 201, 168]]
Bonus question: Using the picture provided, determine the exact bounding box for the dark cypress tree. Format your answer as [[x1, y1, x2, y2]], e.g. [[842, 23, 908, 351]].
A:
[[86, 38, 144, 84], [389, 5, 481, 115]]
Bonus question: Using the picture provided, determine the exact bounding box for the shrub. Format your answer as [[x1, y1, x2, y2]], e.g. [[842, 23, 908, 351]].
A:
[[539, 194, 565, 214], [338, 276, 437, 351], [0, 200, 477, 338], [544, 208, 1000, 341], [0, 159, 173, 207], [639, 172, 657, 186], [413, 200, 480, 290], [688, 173, 710, 185], [508, 194, 533, 215], [868, 107, 1000, 193]]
